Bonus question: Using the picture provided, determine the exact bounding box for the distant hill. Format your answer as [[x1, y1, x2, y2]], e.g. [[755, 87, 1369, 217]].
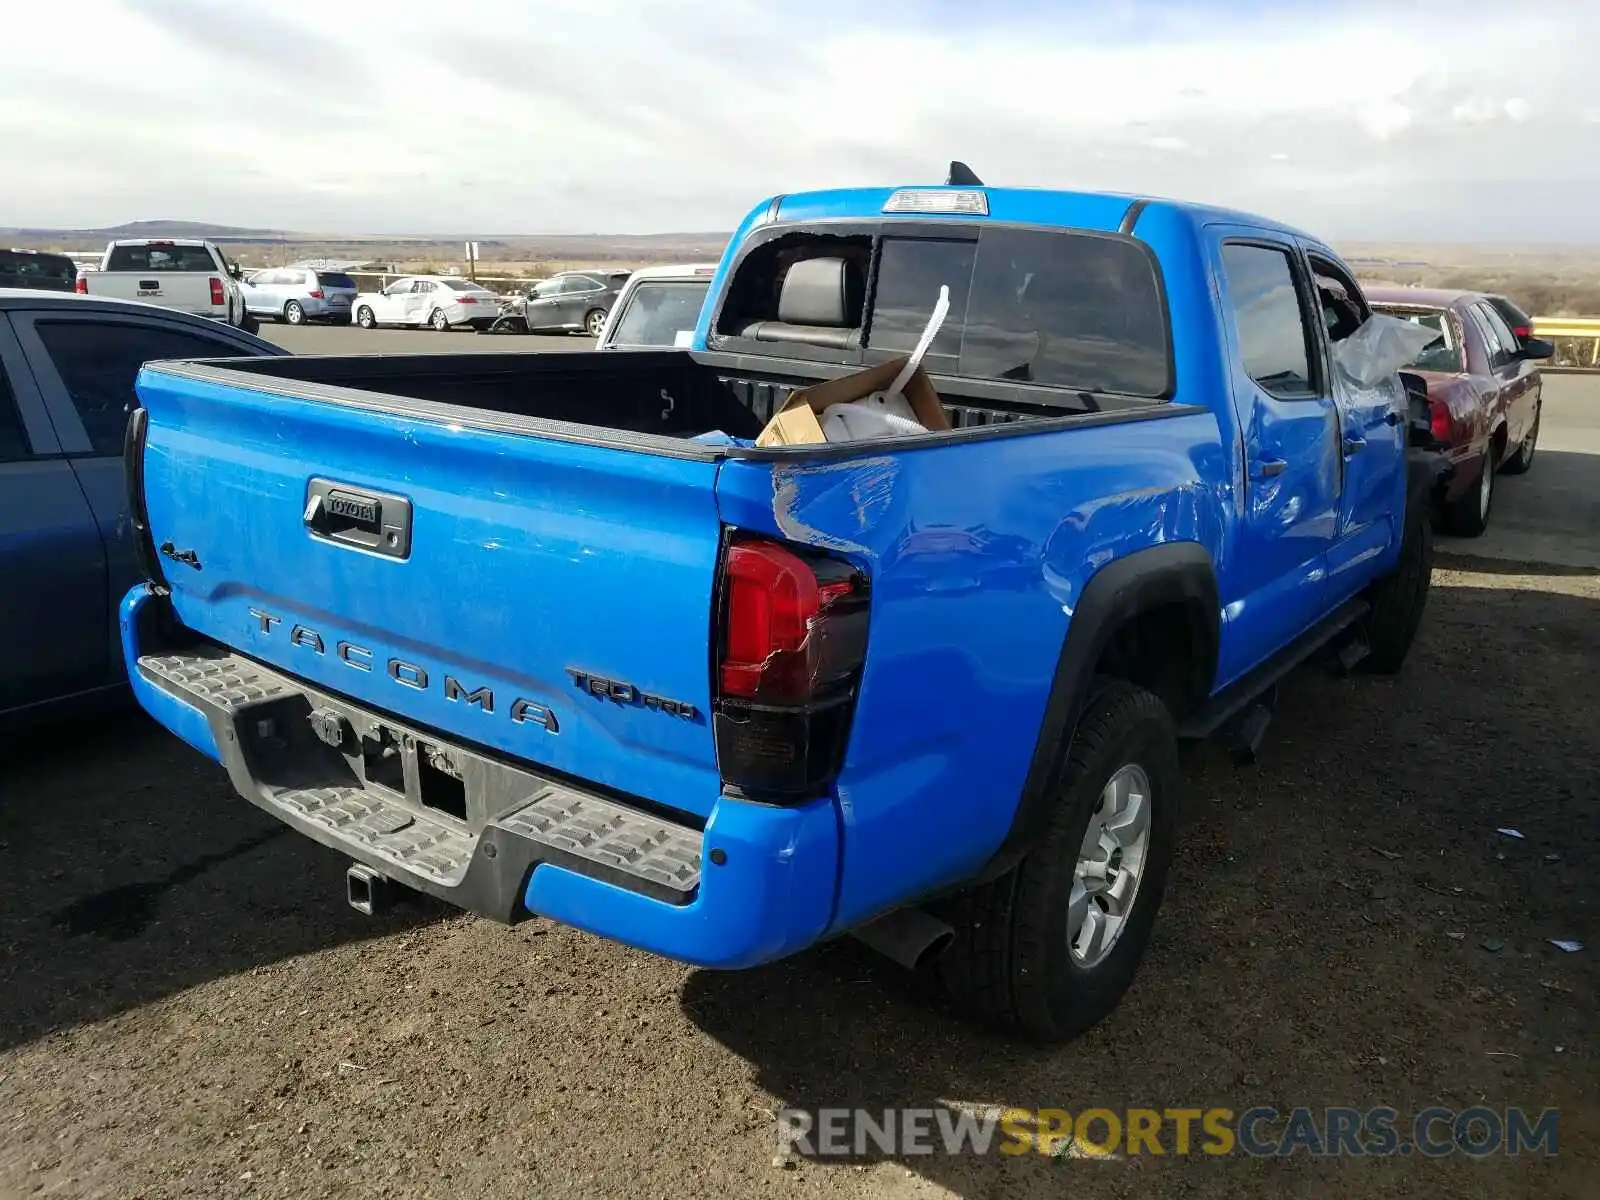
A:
[[1, 219, 290, 242]]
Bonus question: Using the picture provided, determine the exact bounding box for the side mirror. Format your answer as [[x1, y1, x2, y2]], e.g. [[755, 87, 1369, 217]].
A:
[[1519, 335, 1555, 361], [227, 263, 243, 280]]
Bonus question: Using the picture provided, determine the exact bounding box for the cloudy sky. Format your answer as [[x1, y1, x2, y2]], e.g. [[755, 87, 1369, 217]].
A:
[[2, 0, 1596, 240]]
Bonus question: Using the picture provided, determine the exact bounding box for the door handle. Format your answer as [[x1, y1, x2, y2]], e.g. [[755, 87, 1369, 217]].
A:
[[1343, 436, 1367, 456], [1250, 458, 1287, 480]]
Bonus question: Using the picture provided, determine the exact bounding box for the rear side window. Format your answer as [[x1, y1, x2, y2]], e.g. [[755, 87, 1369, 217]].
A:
[[1474, 302, 1518, 367], [317, 272, 356, 289], [1220, 244, 1317, 398], [34, 320, 255, 455], [1488, 296, 1531, 337], [609, 280, 711, 346], [105, 244, 219, 272], [0, 371, 31, 462]]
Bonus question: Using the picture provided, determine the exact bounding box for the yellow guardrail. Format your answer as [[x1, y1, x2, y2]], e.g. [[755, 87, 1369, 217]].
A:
[[1532, 317, 1600, 338], [1532, 317, 1600, 369]]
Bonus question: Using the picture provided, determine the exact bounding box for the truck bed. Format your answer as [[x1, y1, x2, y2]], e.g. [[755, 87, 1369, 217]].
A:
[[164, 348, 1167, 455], [125, 344, 1213, 960]]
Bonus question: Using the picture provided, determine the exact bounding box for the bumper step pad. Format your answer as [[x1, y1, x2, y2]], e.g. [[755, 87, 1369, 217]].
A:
[[137, 647, 703, 915]]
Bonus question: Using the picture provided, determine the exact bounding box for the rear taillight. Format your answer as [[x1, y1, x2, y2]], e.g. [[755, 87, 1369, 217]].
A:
[[209, 277, 225, 305], [1429, 400, 1453, 445], [1513, 325, 1531, 339], [713, 536, 868, 800], [308, 289, 324, 299], [74, 276, 87, 293], [457, 295, 478, 304]]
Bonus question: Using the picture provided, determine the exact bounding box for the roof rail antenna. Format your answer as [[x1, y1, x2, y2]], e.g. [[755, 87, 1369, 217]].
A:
[[946, 161, 984, 187]]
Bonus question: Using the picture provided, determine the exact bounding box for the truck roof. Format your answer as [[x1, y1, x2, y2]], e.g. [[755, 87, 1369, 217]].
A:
[[621, 263, 719, 281], [765, 186, 1322, 245]]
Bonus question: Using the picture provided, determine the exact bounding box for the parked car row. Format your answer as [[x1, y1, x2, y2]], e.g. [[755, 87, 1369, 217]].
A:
[[238, 269, 650, 336]]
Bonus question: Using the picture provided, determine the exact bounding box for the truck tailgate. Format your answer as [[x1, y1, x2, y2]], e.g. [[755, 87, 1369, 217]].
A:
[[135, 365, 726, 820], [89, 272, 217, 313]]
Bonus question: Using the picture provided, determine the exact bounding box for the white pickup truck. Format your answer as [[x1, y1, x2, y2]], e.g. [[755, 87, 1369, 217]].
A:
[[76, 239, 248, 327]]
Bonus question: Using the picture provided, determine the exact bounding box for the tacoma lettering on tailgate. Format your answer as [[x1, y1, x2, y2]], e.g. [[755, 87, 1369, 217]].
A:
[[246, 607, 559, 732]]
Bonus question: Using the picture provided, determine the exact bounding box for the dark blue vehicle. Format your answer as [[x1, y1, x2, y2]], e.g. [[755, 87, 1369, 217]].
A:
[[120, 182, 1434, 1040], [0, 291, 282, 728]]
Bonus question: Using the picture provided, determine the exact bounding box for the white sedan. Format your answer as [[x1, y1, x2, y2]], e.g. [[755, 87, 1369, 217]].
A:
[[352, 276, 502, 331]]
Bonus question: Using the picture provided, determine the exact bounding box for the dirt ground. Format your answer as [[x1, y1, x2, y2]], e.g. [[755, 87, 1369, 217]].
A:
[[1, 562, 1595, 1200]]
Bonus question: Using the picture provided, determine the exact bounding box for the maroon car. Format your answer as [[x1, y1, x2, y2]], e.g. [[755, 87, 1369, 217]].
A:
[[1366, 287, 1552, 536]]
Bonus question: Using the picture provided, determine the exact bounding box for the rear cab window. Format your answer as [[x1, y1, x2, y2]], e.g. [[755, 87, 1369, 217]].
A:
[[711, 222, 1173, 399], [609, 279, 712, 347], [0, 250, 77, 290], [106, 243, 220, 272]]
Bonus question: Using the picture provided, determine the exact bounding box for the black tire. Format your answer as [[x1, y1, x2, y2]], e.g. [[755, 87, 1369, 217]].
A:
[[430, 307, 450, 332], [284, 300, 305, 326], [356, 306, 376, 330], [1499, 405, 1539, 476], [239, 313, 261, 336], [1440, 444, 1495, 537], [1362, 485, 1433, 674], [583, 308, 607, 337], [936, 680, 1179, 1043]]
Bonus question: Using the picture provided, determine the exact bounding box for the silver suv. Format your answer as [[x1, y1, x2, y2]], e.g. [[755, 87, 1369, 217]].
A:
[[242, 267, 360, 325]]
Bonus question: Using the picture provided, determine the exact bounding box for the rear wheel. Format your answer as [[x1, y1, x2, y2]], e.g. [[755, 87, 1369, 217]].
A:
[[1441, 444, 1495, 537], [356, 306, 376, 329], [936, 680, 1178, 1042], [1500, 405, 1539, 476], [284, 300, 305, 326], [430, 307, 450, 332], [584, 308, 607, 337]]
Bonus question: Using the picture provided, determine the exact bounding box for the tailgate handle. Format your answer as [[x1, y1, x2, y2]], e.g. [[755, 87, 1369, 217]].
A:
[[304, 479, 412, 560]]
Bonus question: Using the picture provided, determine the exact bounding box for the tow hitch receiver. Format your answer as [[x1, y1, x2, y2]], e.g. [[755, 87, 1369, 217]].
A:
[[346, 862, 390, 916]]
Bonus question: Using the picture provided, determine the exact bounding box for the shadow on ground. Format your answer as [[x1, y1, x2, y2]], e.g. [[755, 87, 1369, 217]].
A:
[[0, 709, 446, 1052], [682, 579, 1599, 1199], [1437, 449, 1600, 575]]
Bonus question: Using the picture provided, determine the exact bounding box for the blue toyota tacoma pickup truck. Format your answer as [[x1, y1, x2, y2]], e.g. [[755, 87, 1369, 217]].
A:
[[120, 182, 1435, 1041]]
